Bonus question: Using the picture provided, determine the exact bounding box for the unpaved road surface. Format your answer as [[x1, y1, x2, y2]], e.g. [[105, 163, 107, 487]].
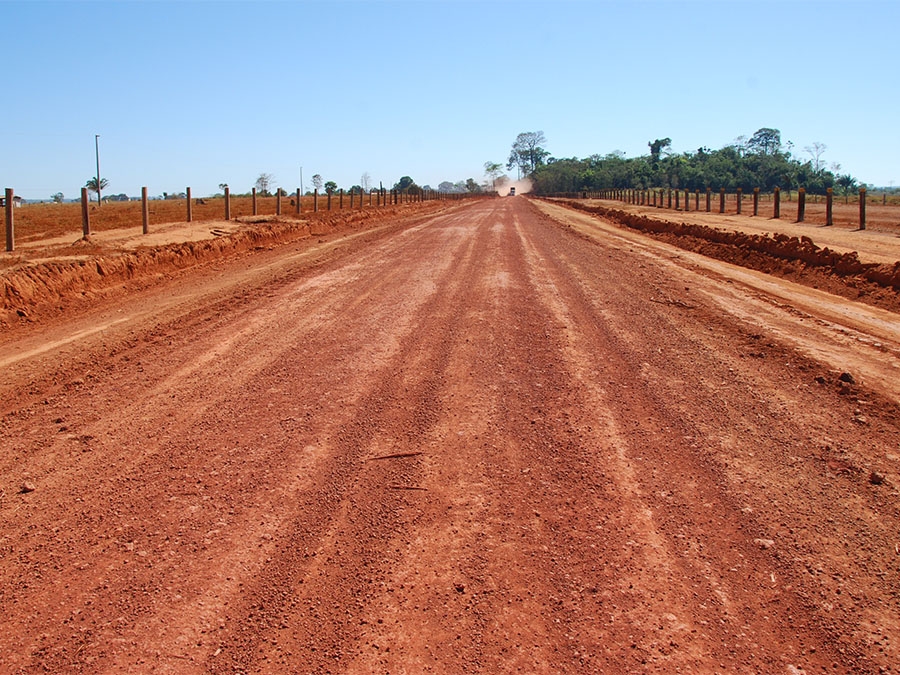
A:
[[1, 197, 899, 674]]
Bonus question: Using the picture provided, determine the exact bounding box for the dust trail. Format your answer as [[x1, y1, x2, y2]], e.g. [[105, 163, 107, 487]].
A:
[[495, 177, 533, 196]]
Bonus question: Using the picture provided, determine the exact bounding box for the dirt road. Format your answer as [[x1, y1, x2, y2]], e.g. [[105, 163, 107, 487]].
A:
[[1, 197, 898, 674]]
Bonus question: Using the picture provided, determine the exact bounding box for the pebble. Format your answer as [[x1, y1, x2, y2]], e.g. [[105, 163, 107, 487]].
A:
[[20, 481, 36, 493], [754, 538, 775, 550]]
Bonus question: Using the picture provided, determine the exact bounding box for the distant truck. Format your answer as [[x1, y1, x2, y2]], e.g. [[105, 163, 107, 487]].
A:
[[508, 187, 516, 196]]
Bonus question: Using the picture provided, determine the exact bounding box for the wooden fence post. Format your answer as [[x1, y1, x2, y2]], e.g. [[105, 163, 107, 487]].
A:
[[339, 188, 344, 209], [797, 188, 806, 223], [705, 187, 711, 212], [773, 187, 781, 218], [141, 187, 149, 234], [753, 187, 759, 216], [296, 188, 301, 214], [252, 187, 258, 216], [5, 188, 14, 251], [675, 189, 680, 210], [327, 190, 332, 210], [736, 188, 742, 214], [225, 186, 231, 220], [667, 189, 672, 209], [695, 189, 700, 211], [81, 187, 90, 238], [826, 187, 833, 226], [276, 189, 282, 215], [859, 187, 866, 230], [186, 187, 192, 223], [314, 188, 319, 212], [719, 188, 726, 213]]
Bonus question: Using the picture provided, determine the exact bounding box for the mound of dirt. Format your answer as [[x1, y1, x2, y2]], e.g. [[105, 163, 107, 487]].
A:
[[0, 202, 451, 326], [555, 199, 900, 313]]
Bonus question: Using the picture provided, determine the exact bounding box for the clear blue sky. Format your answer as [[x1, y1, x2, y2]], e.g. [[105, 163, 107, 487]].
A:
[[3, 0, 898, 200]]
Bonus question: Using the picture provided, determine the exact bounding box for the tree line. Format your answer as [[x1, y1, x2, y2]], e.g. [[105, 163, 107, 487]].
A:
[[515, 128, 861, 198]]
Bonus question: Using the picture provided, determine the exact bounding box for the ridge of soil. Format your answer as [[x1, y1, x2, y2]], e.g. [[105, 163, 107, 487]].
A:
[[550, 198, 900, 313], [0, 201, 456, 327]]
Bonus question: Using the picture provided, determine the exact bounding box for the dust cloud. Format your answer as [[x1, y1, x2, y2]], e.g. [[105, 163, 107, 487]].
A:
[[495, 176, 533, 196]]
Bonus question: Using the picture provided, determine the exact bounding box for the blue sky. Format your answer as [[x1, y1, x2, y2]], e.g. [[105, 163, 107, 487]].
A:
[[3, 0, 898, 199]]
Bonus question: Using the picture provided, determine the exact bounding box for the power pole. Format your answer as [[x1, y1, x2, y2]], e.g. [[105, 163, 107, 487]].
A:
[[95, 134, 102, 206]]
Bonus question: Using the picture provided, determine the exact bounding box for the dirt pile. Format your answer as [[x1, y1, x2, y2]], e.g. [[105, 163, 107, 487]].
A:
[[554, 199, 900, 311], [0, 202, 450, 326]]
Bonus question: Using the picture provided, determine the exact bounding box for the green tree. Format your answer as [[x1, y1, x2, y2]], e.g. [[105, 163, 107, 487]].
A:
[[836, 174, 858, 203], [50, 192, 64, 203], [85, 176, 109, 204], [483, 161, 503, 190], [648, 138, 671, 164], [747, 128, 782, 156], [507, 131, 549, 178], [324, 180, 338, 195]]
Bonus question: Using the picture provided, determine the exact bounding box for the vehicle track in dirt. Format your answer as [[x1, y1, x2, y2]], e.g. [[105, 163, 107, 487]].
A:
[[1, 197, 898, 674]]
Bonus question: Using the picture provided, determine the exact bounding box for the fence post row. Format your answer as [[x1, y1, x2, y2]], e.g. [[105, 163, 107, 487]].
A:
[[591, 184, 871, 230], [3, 183, 876, 255]]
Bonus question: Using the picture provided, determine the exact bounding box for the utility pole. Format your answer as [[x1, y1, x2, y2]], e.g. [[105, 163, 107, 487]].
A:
[[95, 134, 102, 206], [300, 166, 303, 194]]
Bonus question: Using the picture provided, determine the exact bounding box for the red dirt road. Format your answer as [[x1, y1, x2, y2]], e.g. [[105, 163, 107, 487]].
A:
[[1, 198, 899, 673]]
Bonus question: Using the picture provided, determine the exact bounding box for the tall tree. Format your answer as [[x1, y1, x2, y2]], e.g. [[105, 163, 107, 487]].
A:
[[324, 180, 337, 195], [647, 138, 671, 163], [255, 173, 275, 197], [360, 172, 372, 192], [804, 142, 827, 173], [507, 131, 549, 178], [311, 174, 323, 192], [483, 161, 503, 189], [85, 176, 109, 204], [747, 128, 782, 156]]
